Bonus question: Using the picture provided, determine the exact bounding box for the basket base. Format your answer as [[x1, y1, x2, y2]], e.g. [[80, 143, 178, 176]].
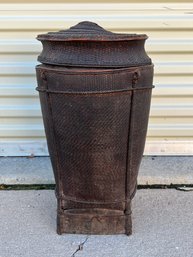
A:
[[57, 208, 132, 235]]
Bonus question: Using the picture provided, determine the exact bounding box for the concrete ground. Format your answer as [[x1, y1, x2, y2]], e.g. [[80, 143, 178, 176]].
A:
[[0, 156, 193, 185], [1, 189, 193, 257], [1, 157, 193, 256]]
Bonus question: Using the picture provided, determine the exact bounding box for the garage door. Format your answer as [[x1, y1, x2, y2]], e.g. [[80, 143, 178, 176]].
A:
[[0, 0, 193, 155]]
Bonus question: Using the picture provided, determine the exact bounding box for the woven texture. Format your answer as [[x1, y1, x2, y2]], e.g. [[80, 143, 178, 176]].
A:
[[39, 40, 152, 68], [52, 92, 131, 203]]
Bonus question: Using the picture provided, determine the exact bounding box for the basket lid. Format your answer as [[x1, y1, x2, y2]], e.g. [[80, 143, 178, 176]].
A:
[[37, 21, 151, 68], [37, 21, 147, 42]]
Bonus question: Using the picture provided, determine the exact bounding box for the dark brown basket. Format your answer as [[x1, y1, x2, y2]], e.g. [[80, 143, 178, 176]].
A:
[[36, 21, 154, 235]]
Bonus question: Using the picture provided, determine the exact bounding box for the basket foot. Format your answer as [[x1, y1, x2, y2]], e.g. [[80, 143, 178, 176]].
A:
[[57, 208, 132, 235]]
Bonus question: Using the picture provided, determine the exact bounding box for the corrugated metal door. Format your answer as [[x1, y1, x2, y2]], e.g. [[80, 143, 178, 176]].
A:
[[0, 1, 193, 156]]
